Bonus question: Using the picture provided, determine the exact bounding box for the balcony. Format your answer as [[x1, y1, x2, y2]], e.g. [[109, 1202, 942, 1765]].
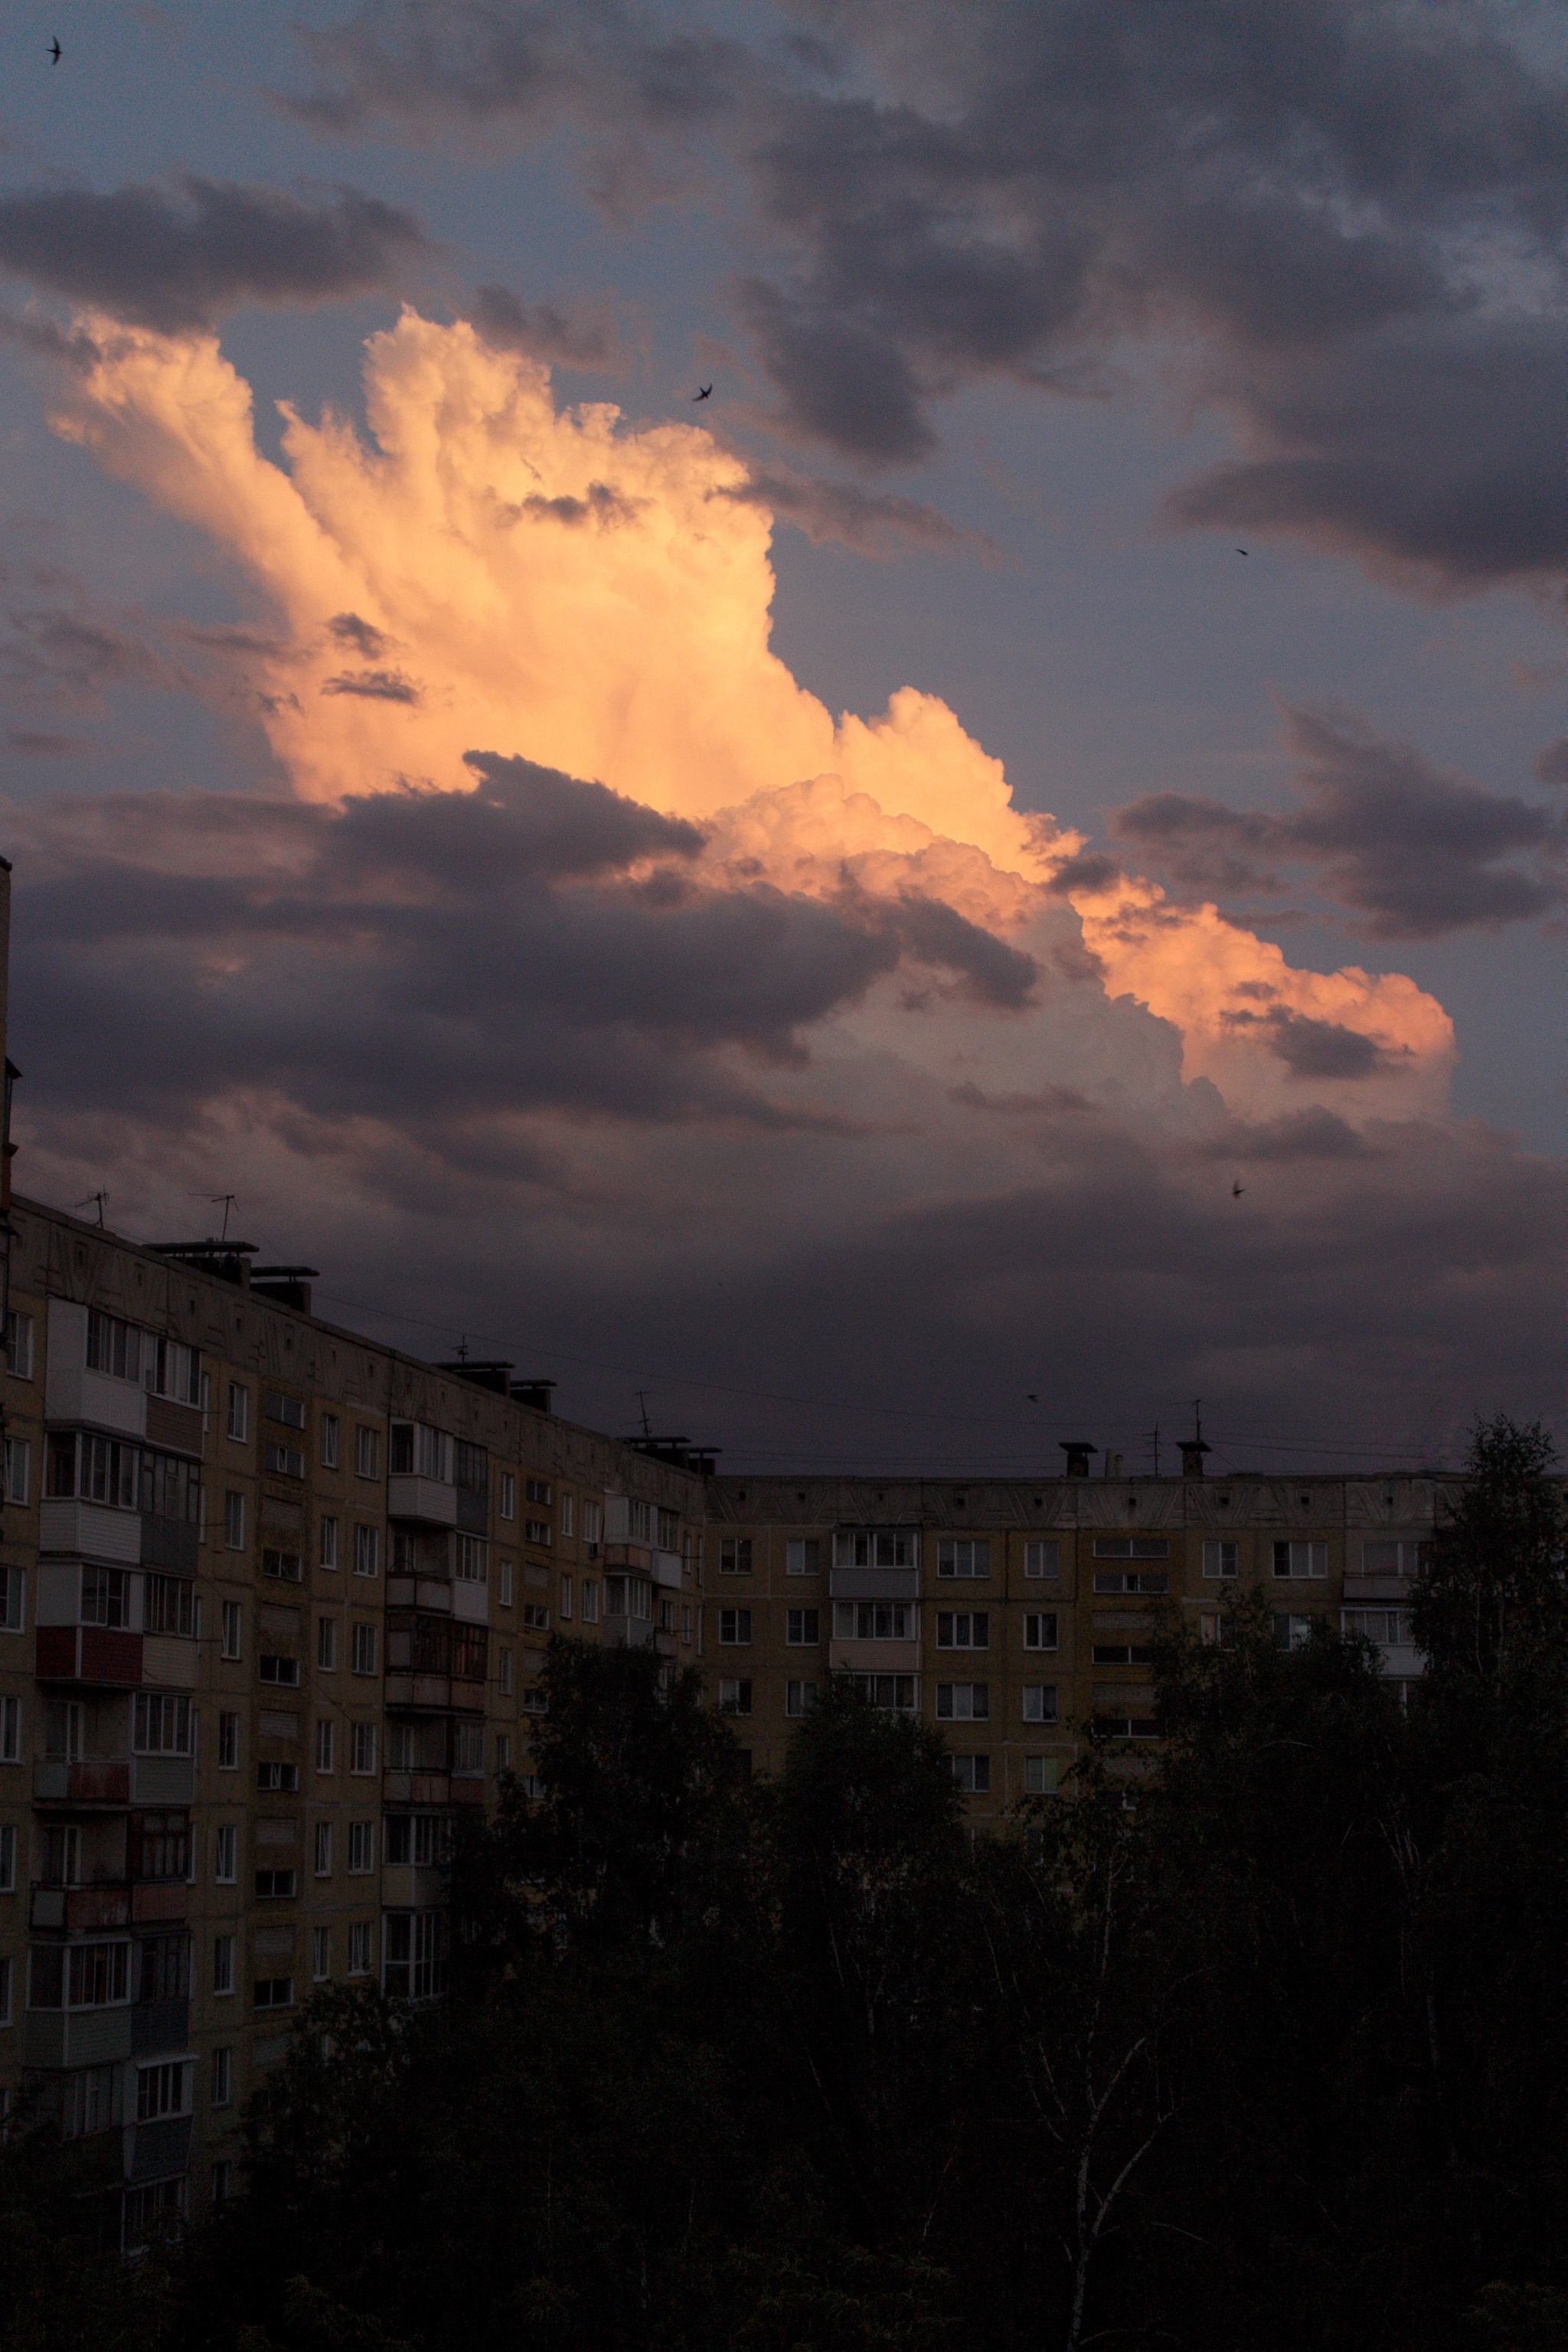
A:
[[143, 1395, 203, 1458], [829, 1566, 920, 1602], [44, 1361, 145, 1439], [654, 1550, 683, 1590], [125, 2115, 192, 2184], [449, 1774, 486, 1807], [29, 1879, 188, 1934], [387, 1575, 453, 1614], [829, 1638, 920, 1674], [456, 1486, 488, 1536], [32, 1754, 198, 1807], [384, 1769, 452, 1806], [1343, 1573, 1412, 1602], [130, 1997, 189, 2056], [24, 2005, 133, 2070], [142, 1637, 198, 1691], [139, 1514, 198, 1575], [603, 1614, 655, 1650], [603, 1542, 652, 1571], [387, 1475, 457, 1528], [35, 1628, 142, 1687], [381, 1863, 447, 1909], [38, 1500, 140, 1564]]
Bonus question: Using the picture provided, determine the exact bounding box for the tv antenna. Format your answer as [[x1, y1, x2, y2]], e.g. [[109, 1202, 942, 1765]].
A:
[[75, 1191, 107, 1228], [1146, 1421, 1161, 1477], [209, 1194, 238, 1242], [634, 1389, 654, 1440]]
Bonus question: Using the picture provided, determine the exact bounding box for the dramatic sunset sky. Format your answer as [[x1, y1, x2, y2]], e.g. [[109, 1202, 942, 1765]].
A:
[[0, 1, 1560, 1472]]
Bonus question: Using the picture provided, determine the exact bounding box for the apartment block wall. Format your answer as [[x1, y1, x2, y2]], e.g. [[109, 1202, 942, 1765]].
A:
[[697, 1472, 1451, 1806], [0, 1193, 704, 2246]]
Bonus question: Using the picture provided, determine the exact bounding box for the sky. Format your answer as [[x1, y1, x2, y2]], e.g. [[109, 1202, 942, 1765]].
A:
[[0, 0, 1560, 1475]]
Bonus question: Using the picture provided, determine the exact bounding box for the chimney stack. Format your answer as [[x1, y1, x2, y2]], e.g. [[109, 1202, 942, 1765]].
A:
[[1059, 1440, 1096, 1478]]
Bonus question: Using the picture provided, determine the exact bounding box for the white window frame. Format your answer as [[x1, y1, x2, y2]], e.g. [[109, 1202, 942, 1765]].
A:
[[1203, 1539, 1238, 1579]]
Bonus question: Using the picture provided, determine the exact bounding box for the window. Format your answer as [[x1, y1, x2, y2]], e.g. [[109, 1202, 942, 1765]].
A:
[[149, 1576, 204, 1633], [779, 1537, 818, 1576], [1200, 1610, 1237, 1648], [720, 1537, 753, 1575], [522, 1602, 550, 1633], [354, 1426, 380, 1479], [60, 2063, 115, 2138], [1093, 1699, 1160, 1740], [122, 2177, 187, 2252], [351, 1624, 378, 1677], [384, 1910, 447, 2001], [785, 1679, 818, 1717], [524, 1517, 550, 1550], [224, 1491, 246, 1550], [264, 1441, 305, 1480], [320, 1413, 339, 1469], [354, 1524, 380, 1579], [557, 1576, 571, 1621], [253, 1978, 294, 2010], [82, 1566, 131, 1628], [216, 1599, 241, 1661], [217, 1711, 240, 1771], [936, 1611, 988, 1649], [582, 1500, 603, 1545], [580, 1580, 599, 1625], [255, 1868, 296, 1900], [1093, 1537, 1170, 1560], [211, 2047, 233, 2107], [312, 1926, 331, 1984], [522, 1475, 549, 1508], [4, 1439, 28, 1506], [348, 1921, 371, 1977], [498, 1646, 513, 1697], [786, 1608, 821, 1645], [452, 1721, 484, 1775], [832, 1529, 916, 1568], [31, 1938, 133, 2012], [256, 1762, 298, 1793], [1361, 1537, 1431, 1575], [560, 1492, 574, 1538], [134, 1693, 194, 1755], [1093, 1571, 1168, 1596], [1273, 1612, 1316, 1651], [717, 1609, 752, 1645], [0, 1569, 23, 1633], [1272, 1540, 1328, 1579], [386, 1815, 447, 1868], [626, 1499, 652, 1542], [1342, 1607, 1413, 1645], [227, 1385, 249, 1442], [0, 1825, 13, 1892], [951, 1755, 991, 1794], [832, 1601, 913, 1641], [848, 1673, 916, 1710], [498, 1472, 515, 1521], [456, 1535, 488, 1584], [497, 1557, 514, 1607], [214, 1824, 237, 1883], [937, 1539, 990, 1579], [213, 1935, 235, 1995], [1024, 1540, 1059, 1578], [264, 1390, 305, 1431], [259, 1655, 300, 1688], [0, 1696, 18, 1763], [719, 1677, 753, 1715], [319, 1516, 339, 1572], [350, 1723, 376, 1775], [1024, 1612, 1058, 1651], [348, 1821, 374, 1874], [1203, 1539, 1238, 1579], [137, 2060, 191, 2124], [936, 1683, 988, 1720], [315, 1719, 335, 1773], [1025, 1756, 1061, 1795], [1022, 1685, 1058, 1723], [5, 1309, 34, 1379]]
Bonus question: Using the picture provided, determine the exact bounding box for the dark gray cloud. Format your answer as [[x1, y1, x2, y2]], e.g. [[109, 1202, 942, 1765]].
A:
[[288, 0, 1568, 591], [1534, 739, 1568, 787], [472, 283, 619, 368], [0, 177, 426, 332], [2, 760, 1034, 1138], [715, 462, 968, 554], [320, 668, 422, 704], [1223, 1005, 1400, 1083], [1114, 704, 1563, 939]]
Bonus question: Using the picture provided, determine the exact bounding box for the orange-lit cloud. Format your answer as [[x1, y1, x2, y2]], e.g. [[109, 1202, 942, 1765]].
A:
[[47, 309, 1452, 1123]]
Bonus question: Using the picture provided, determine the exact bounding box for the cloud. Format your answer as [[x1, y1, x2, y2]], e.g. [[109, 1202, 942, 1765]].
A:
[[0, 178, 426, 331], [5, 729, 83, 757], [1114, 704, 1563, 939], [717, 461, 971, 554], [283, 0, 1568, 593], [472, 283, 619, 368], [1534, 739, 1568, 787], [34, 307, 1456, 1129]]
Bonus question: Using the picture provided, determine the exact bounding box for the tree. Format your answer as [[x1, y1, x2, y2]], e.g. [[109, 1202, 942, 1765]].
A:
[[1410, 1417, 1567, 1690]]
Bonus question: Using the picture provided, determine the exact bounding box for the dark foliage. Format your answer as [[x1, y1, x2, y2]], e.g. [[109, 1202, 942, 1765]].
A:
[[9, 1419, 1563, 2352]]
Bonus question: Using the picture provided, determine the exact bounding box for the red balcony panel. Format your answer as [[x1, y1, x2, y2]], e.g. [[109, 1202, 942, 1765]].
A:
[[80, 1630, 142, 1685], [449, 1776, 486, 1806], [450, 1677, 486, 1715], [74, 1759, 132, 1804], [131, 1880, 188, 1925], [35, 1626, 79, 1680]]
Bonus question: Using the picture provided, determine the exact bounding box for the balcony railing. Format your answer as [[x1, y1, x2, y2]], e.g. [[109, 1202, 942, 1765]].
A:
[[29, 1879, 188, 1934], [34, 1754, 195, 1807]]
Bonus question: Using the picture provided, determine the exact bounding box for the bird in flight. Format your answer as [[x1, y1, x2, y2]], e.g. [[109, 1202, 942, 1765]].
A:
[[1235, 546, 1248, 556], [692, 384, 712, 401], [1231, 1180, 1245, 1197], [47, 38, 60, 62], [1026, 1393, 1038, 1404]]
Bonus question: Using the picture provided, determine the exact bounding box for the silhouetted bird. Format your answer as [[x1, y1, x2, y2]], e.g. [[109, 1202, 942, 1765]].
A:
[[1026, 1393, 1038, 1403], [692, 384, 712, 401], [1232, 1180, 1244, 1197], [47, 38, 60, 62], [1236, 546, 1248, 555]]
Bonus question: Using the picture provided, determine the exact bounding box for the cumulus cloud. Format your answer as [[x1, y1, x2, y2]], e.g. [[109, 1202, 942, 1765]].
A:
[[283, 0, 1568, 593], [0, 178, 426, 332], [472, 283, 620, 369], [1115, 704, 1563, 939]]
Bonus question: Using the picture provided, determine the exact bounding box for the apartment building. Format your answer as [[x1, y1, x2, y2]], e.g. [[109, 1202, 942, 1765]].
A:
[[697, 1462, 1446, 1807], [0, 1193, 704, 2249]]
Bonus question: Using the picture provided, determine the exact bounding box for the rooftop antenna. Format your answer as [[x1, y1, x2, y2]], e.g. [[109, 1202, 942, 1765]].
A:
[[76, 1191, 107, 1228], [209, 1194, 237, 1243], [1147, 1421, 1161, 1477], [455, 1336, 469, 1364], [634, 1389, 654, 1440]]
